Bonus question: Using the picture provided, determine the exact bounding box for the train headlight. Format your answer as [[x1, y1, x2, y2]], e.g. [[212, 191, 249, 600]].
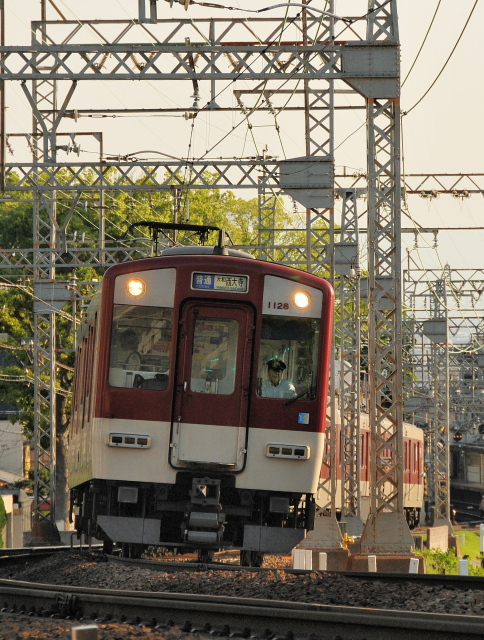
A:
[[127, 278, 145, 298], [293, 290, 311, 310]]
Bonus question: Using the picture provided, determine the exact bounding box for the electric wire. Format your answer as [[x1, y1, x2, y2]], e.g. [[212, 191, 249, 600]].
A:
[[401, 0, 442, 87], [7, 5, 476, 284], [401, 203, 484, 356], [403, 0, 479, 116], [192, 2, 382, 164]]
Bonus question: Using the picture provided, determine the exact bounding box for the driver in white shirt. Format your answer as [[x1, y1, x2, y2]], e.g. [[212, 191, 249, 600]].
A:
[[261, 358, 297, 399]]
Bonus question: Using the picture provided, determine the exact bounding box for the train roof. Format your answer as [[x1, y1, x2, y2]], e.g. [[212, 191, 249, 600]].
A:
[[161, 245, 255, 259]]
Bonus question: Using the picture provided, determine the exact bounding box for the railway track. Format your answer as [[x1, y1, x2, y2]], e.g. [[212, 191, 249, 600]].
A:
[[0, 576, 483, 640], [452, 499, 483, 523], [3, 549, 484, 638], [108, 552, 484, 590], [5, 547, 484, 591]]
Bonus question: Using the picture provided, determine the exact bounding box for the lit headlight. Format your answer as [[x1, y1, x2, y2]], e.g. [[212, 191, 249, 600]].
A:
[[294, 290, 311, 310], [127, 278, 145, 298]]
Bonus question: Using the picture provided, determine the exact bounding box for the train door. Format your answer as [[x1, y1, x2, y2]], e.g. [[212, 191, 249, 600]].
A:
[[170, 301, 254, 471]]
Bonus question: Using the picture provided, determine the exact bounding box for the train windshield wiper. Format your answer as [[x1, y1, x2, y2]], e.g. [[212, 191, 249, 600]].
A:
[[285, 388, 311, 406]]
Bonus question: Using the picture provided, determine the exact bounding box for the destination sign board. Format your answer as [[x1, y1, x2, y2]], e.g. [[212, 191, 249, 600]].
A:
[[192, 272, 248, 293]]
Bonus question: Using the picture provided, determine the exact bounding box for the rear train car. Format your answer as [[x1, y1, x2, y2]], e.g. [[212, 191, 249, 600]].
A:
[[68, 243, 334, 561], [357, 416, 424, 528], [318, 411, 424, 529]]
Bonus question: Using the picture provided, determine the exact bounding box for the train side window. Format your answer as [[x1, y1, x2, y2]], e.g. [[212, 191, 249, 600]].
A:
[[414, 442, 420, 474], [108, 304, 173, 389], [257, 315, 320, 400], [190, 317, 238, 395], [360, 433, 368, 469]]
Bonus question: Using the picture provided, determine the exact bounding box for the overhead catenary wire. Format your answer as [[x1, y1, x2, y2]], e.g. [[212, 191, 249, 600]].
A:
[[12, 1, 377, 175], [9, 3, 474, 254], [401, 202, 484, 354], [401, 0, 442, 87], [123, 0, 382, 167], [403, 0, 479, 116]]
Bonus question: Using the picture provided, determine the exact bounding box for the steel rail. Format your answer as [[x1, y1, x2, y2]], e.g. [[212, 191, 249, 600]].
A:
[[0, 578, 483, 639]]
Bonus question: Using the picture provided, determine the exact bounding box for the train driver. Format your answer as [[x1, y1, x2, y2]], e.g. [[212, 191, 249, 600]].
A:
[[261, 358, 297, 399]]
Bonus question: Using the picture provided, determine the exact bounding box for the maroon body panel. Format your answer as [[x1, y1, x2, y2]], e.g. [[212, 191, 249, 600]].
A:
[[94, 254, 334, 435]]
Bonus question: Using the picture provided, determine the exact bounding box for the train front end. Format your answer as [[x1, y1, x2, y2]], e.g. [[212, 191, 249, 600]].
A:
[[69, 246, 333, 560]]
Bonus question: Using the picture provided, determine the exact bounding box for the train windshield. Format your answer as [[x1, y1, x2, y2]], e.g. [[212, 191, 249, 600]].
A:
[[258, 315, 320, 400], [190, 317, 238, 395], [108, 304, 173, 389]]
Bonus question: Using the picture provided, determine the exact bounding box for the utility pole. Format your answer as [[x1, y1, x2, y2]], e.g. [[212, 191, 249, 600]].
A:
[[359, 0, 414, 554]]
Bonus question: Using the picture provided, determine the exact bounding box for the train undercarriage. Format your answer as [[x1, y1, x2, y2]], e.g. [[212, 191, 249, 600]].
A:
[[71, 473, 315, 565]]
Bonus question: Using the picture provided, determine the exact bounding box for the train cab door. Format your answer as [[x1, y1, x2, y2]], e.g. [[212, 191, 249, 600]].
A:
[[170, 301, 254, 471]]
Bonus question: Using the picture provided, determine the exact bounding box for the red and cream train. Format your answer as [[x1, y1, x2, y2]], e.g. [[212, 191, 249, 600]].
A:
[[320, 410, 424, 530], [68, 227, 423, 561]]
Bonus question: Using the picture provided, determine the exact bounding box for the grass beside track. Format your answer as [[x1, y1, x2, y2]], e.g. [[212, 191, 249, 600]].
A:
[[420, 529, 484, 575]]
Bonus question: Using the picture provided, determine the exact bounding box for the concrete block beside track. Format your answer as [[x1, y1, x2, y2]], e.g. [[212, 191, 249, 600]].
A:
[[348, 554, 426, 573]]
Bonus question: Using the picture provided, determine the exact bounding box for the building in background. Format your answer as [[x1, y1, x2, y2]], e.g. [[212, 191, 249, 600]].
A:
[[0, 471, 32, 547]]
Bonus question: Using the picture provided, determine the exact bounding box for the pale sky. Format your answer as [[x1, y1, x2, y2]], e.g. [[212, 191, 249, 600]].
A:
[[3, 0, 484, 274]]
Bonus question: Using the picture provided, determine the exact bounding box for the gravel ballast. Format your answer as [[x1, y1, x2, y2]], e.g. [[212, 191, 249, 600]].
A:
[[0, 551, 483, 639]]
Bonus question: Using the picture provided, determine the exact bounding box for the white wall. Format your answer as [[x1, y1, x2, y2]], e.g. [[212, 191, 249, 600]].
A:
[[0, 420, 23, 476]]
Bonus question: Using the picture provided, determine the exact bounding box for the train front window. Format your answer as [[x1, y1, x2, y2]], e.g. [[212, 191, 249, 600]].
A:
[[190, 317, 238, 395], [258, 316, 320, 400], [109, 304, 173, 389]]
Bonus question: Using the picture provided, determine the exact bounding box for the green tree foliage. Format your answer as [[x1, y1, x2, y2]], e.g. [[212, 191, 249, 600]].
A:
[[0, 284, 35, 437]]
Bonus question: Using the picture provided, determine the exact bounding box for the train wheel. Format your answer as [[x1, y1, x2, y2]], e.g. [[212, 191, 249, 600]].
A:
[[240, 550, 264, 567], [121, 543, 143, 559], [197, 549, 214, 563], [103, 540, 114, 555], [251, 552, 264, 567]]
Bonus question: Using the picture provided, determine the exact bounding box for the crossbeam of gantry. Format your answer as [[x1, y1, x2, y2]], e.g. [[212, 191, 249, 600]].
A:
[[7, 166, 484, 195], [8, 166, 484, 196], [4, 159, 318, 191], [335, 173, 484, 195], [0, 16, 398, 83], [405, 266, 484, 300], [0, 43, 387, 81]]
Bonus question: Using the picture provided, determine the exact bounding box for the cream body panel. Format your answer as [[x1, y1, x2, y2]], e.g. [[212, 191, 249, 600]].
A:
[[90, 418, 177, 483], [68, 419, 93, 488], [262, 275, 323, 318], [71, 417, 322, 495], [175, 422, 245, 468], [240, 428, 324, 494]]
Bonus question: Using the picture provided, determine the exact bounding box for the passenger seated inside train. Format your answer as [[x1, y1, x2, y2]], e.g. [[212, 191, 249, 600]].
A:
[[260, 358, 297, 399], [133, 373, 169, 390], [108, 303, 173, 389]]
